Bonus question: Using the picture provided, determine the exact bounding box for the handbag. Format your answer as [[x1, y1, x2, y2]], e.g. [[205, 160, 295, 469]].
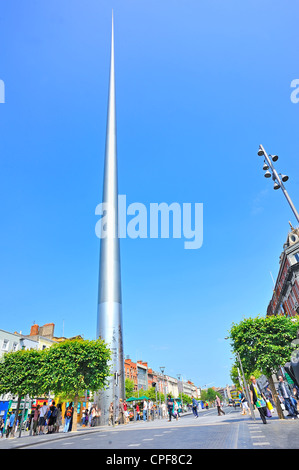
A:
[[266, 407, 272, 417], [266, 400, 273, 411], [256, 398, 266, 408]]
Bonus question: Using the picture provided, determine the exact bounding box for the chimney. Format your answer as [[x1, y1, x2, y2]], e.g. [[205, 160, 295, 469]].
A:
[[30, 324, 39, 336]]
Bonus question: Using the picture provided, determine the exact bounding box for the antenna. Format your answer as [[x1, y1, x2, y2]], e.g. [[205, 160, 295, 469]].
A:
[[270, 271, 275, 288]]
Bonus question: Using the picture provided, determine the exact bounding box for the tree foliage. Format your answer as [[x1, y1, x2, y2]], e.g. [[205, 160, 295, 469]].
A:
[[228, 315, 299, 419], [228, 315, 299, 377]]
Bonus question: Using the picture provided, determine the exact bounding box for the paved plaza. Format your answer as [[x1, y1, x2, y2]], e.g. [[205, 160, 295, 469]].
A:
[[1, 406, 299, 450]]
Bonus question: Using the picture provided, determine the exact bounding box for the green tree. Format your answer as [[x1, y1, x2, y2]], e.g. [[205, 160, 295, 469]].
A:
[[228, 315, 299, 419], [43, 338, 111, 431], [125, 378, 135, 398], [0, 348, 46, 435]]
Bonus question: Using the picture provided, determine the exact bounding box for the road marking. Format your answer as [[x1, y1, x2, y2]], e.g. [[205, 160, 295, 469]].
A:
[[128, 444, 140, 447], [253, 442, 270, 446], [143, 438, 153, 441], [61, 442, 74, 445], [82, 438, 92, 441], [154, 434, 163, 436]]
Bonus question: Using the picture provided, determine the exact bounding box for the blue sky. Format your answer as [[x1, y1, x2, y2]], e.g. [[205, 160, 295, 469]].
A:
[[0, 0, 298, 388]]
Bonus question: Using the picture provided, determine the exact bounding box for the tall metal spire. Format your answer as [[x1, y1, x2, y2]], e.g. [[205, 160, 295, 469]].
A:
[[97, 11, 125, 425]]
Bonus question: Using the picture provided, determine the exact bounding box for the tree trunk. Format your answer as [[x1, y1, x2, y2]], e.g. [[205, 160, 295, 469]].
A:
[[268, 375, 285, 420], [72, 394, 78, 432]]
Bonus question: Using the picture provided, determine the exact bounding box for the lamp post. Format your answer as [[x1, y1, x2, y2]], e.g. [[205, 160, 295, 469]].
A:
[[160, 367, 167, 413], [235, 352, 256, 421], [258, 144, 299, 223], [177, 374, 183, 411]]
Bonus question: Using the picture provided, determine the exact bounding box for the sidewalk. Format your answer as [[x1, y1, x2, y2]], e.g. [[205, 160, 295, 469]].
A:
[[0, 411, 194, 449]]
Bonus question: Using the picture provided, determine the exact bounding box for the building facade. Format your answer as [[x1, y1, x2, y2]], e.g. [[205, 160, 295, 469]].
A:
[[267, 224, 299, 317]]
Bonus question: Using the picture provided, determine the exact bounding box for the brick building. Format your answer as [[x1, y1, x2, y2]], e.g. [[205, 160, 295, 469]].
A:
[[267, 223, 299, 317]]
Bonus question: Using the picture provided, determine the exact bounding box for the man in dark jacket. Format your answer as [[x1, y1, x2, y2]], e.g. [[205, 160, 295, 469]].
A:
[[277, 376, 298, 418]]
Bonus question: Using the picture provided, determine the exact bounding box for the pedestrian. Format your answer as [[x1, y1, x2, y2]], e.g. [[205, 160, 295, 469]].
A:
[[0, 417, 4, 438], [47, 400, 57, 434], [162, 402, 167, 418], [54, 404, 62, 433], [191, 396, 199, 418], [167, 395, 178, 421], [264, 386, 275, 408], [90, 405, 96, 427], [216, 394, 225, 416], [148, 400, 153, 421], [118, 399, 125, 425], [108, 402, 114, 426], [123, 401, 129, 424], [6, 412, 15, 438], [293, 387, 299, 413], [143, 399, 148, 421], [239, 390, 248, 415], [249, 376, 268, 424], [64, 403, 73, 432], [38, 401, 49, 435], [84, 408, 89, 426], [174, 400, 180, 419], [277, 376, 298, 419], [32, 405, 40, 436], [68, 402, 74, 432], [135, 403, 140, 421]]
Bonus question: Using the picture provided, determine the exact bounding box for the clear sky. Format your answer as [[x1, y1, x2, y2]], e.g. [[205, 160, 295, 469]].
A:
[[0, 0, 298, 388]]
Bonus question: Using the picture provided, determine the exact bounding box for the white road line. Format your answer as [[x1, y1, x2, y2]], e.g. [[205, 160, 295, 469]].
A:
[[128, 444, 140, 447], [61, 442, 74, 445], [253, 442, 270, 446], [143, 438, 153, 441]]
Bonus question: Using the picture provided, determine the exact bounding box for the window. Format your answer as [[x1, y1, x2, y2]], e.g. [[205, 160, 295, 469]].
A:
[[295, 253, 299, 263], [12, 342, 18, 352], [2, 339, 9, 351]]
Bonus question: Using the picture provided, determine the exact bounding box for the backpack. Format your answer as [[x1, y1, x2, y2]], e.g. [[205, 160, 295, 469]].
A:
[[66, 408, 72, 418], [52, 407, 58, 418]]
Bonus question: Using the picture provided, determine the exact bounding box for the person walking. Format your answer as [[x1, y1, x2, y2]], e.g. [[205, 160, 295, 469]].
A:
[[123, 401, 129, 424], [0, 417, 4, 438], [135, 403, 140, 421], [293, 387, 299, 413], [216, 394, 225, 416], [277, 376, 298, 419], [54, 404, 62, 432], [47, 400, 57, 434], [32, 405, 40, 436], [250, 376, 268, 424], [167, 395, 177, 422], [239, 390, 248, 415], [64, 403, 73, 432], [38, 401, 49, 435], [174, 400, 180, 419], [191, 396, 199, 418], [108, 402, 114, 426], [6, 412, 15, 438], [143, 399, 148, 421]]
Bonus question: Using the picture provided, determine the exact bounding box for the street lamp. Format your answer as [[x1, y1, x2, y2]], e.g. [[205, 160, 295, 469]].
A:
[[160, 366, 167, 411], [177, 374, 183, 411], [258, 144, 299, 223]]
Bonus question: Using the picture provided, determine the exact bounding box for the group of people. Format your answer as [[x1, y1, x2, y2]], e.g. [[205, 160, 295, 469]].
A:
[[81, 404, 101, 427], [238, 375, 299, 425], [107, 397, 183, 426], [1, 401, 77, 438]]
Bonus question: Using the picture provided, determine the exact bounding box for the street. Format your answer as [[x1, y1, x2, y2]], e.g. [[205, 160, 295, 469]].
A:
[[2, 406, 299, 450]]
